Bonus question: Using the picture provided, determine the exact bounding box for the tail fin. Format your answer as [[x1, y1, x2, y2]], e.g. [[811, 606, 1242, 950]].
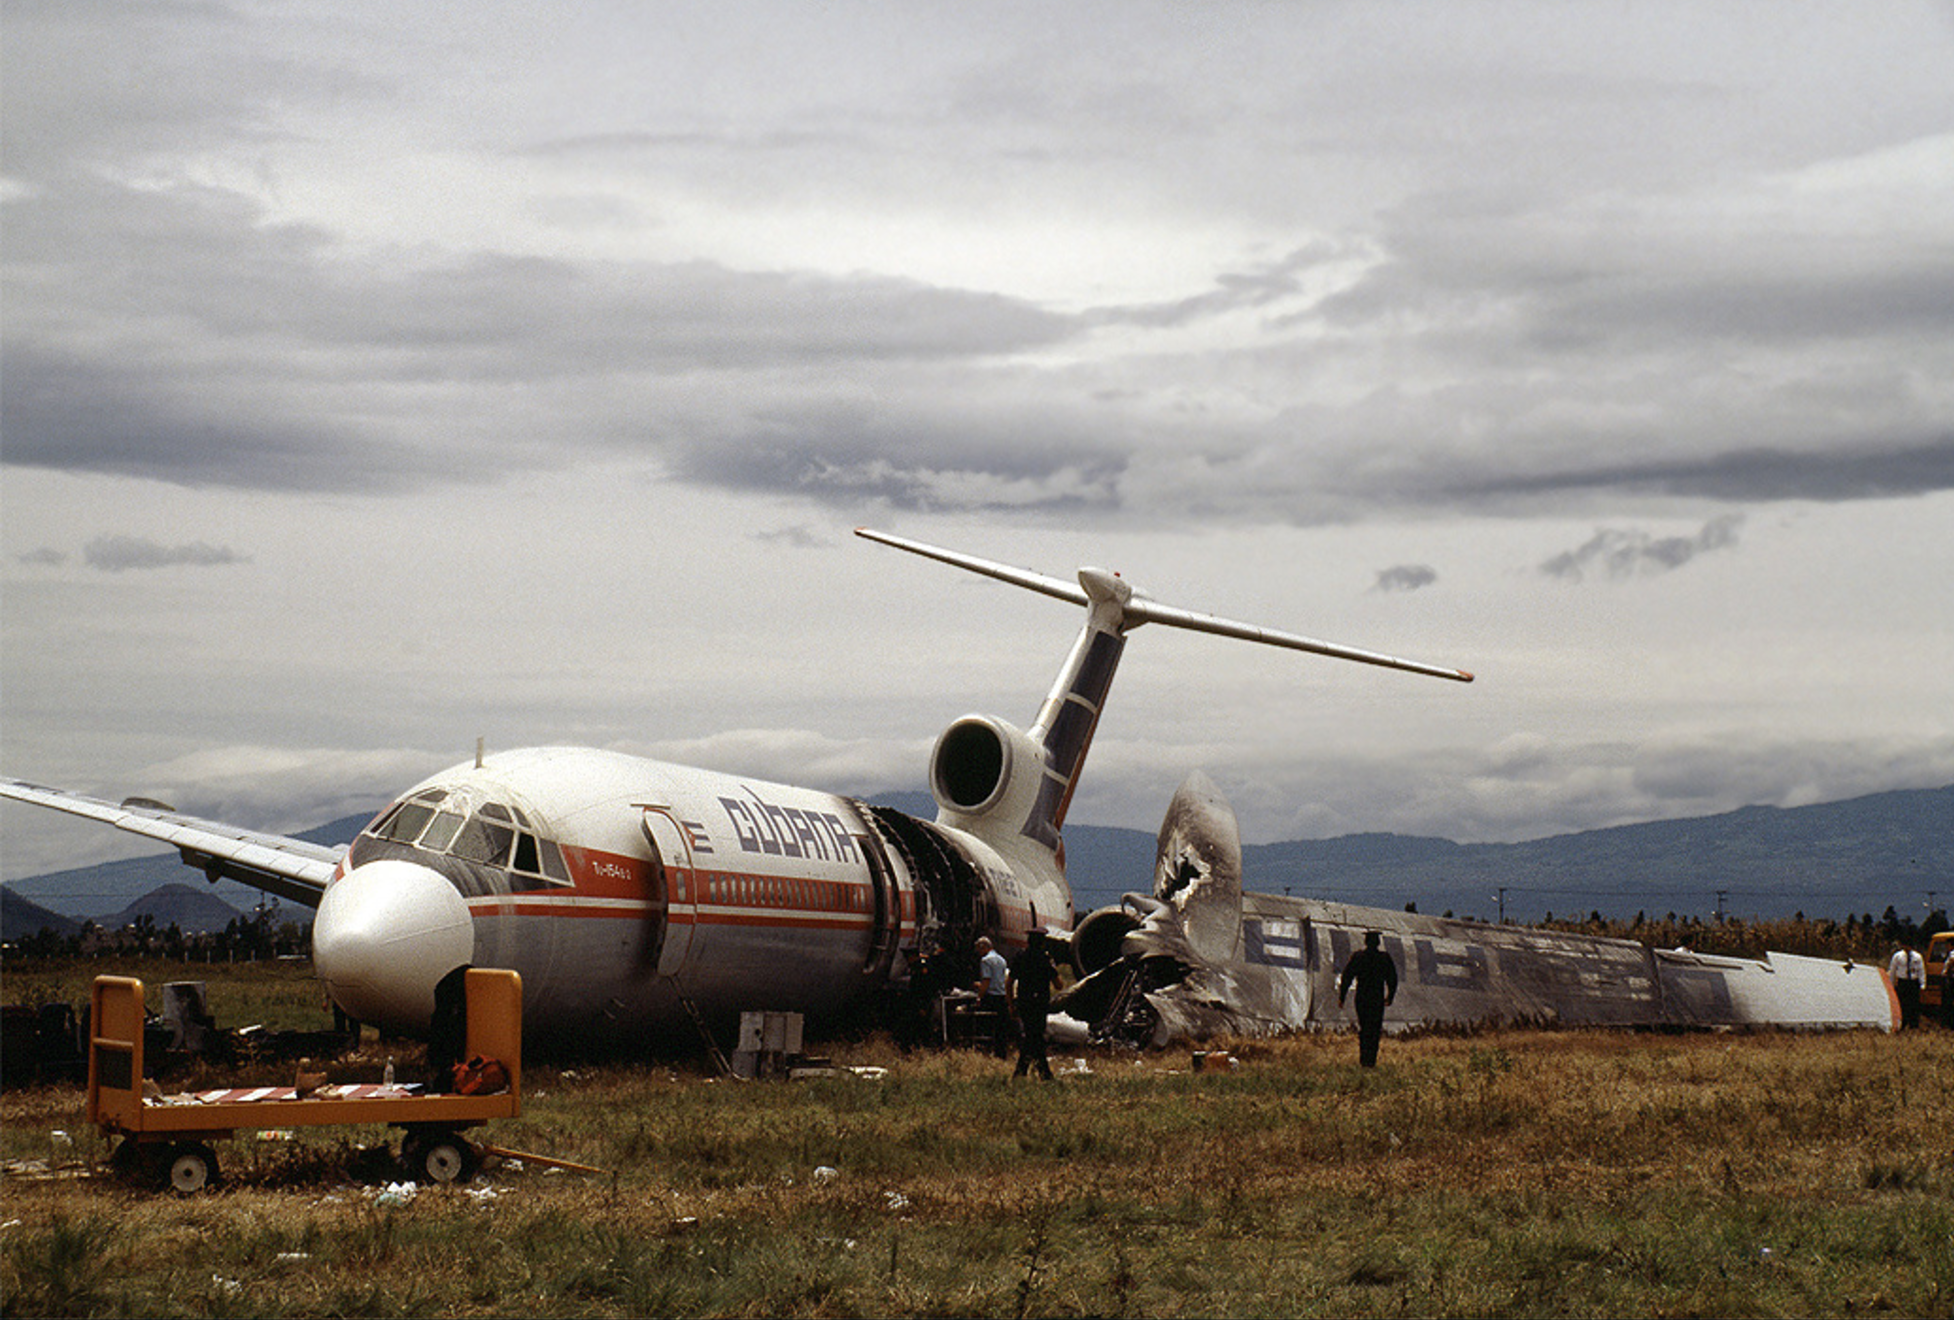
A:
[[855, 528, 1472, 849]]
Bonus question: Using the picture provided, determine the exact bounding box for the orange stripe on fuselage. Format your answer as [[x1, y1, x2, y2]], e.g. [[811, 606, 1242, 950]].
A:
[[475, 899, 874, 932]]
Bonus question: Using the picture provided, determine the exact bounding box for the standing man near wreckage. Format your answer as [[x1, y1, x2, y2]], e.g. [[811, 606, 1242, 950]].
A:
[[1339, 931, 1399, 1067], [1889, 943, 1926, 1029]]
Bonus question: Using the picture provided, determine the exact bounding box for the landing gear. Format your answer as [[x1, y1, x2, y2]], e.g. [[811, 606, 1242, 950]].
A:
[[400, 1127, 478, 1185]]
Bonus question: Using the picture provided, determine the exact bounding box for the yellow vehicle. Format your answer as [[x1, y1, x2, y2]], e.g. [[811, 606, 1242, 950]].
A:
[[1925, 930, 1954, 1018], [89, 969, 521, 1193]]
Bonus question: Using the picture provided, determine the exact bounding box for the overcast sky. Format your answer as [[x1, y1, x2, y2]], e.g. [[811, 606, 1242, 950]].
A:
[[4, 1, 1952, 884]]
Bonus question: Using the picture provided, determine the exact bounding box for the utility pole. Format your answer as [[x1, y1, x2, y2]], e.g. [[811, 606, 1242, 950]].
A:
[[1715, 890, 1727, 922]]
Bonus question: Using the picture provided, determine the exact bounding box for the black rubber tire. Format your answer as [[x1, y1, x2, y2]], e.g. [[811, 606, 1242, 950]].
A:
[[165, 1142, 219, 1194], [401, 1130, 478, 1185]]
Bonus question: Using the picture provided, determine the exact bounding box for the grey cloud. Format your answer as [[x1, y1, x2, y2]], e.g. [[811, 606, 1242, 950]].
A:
[[752, 524, 825, 549], [0, 343, 460, 494], [672, 391, 1131, 513], [1465, 436, 1954, 505], [83, 535, 250, 572], [1540, 514, 1743, 583], [1, 167, 1083, 497], [14, 547, 67, 567], [1372, 564, 1437, 593]]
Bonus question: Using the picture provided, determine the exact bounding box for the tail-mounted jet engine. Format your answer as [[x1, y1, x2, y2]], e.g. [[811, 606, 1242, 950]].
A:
[[929, 715, 1047, 832]]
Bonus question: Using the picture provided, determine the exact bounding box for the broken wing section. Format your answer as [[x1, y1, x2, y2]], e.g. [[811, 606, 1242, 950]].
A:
[[2, 780, 341, 909], [1058, 772, 1895, 1045], [1650, 947, 1896, 1030], [1060, 771, 1307, 1046]]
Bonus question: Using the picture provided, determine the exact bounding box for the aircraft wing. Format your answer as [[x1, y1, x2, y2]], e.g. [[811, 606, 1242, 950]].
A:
[[2, 779, 341, 909]]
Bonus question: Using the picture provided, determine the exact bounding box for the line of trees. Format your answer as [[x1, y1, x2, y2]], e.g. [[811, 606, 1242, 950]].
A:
[[4, 906, 310, 963], [1523, 906, 1949, 961], [9, 903, 1946, 969]]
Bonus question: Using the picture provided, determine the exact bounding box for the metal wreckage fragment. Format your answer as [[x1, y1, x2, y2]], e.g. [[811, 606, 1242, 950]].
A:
[[1053, 773, 1895, 1048]]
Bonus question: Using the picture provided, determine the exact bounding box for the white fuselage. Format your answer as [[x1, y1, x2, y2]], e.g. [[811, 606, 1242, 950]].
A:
[[312, 746, 1069, 1043]]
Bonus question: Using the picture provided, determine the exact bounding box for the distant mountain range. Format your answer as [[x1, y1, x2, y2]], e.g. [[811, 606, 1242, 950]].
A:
[[5, 785, 1949, 941], [1059, 784, 1954, 923], [1, 813, 368, 938]]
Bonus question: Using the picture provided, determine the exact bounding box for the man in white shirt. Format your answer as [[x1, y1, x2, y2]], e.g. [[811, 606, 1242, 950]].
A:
[[973, 937, 1012, 1057], [1888, 945, 1925, 1029]]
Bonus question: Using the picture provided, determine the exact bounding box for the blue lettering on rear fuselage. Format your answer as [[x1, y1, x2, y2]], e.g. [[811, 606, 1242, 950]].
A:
[[719, 788, 859, 865]]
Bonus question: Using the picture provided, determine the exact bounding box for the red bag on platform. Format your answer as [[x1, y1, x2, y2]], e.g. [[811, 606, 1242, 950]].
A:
[[452, 1054, 509, 1095]]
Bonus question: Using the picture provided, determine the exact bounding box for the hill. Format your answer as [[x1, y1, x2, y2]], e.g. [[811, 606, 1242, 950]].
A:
[[4, 788, 1948, 935], [0, 886, 81, 942], [1238, 784, 1954, 923], [0, 812, 372, 925], [95, 882, 262, 936], [888, 784, 1954, 923]]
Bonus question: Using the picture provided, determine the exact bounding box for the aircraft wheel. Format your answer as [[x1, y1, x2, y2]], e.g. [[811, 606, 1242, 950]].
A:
[[165, 1142, 220, 1194], [401, 1130, 477, 1185]]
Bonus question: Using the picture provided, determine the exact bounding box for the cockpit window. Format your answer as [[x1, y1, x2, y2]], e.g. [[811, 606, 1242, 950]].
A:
[[355, 787, 571, 895], [419, 810, 465, 852], [376, 801, 436, 844], [452, 815, 513, 867]]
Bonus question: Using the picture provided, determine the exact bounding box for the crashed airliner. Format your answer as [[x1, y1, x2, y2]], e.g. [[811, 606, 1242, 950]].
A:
[[1056, 773, 1898, 1044], [3, 529, 1893, 1052], [0, 529, 1473, 1050]]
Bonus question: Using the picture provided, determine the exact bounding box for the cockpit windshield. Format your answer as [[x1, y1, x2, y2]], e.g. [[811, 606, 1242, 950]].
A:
[[357, 787, 570, 895]]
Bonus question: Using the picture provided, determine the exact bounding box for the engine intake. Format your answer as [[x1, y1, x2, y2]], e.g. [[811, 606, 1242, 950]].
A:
[[932, 717, 1010, 813], [1072, 905, 1140, 976]]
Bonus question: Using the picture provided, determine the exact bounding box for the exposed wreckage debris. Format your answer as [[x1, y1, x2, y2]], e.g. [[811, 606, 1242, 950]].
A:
[[1054, 773, 1897, 1047]]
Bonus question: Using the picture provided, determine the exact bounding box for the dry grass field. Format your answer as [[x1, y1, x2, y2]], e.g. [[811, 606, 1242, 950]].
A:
[[4, 961, 1952, 1318]]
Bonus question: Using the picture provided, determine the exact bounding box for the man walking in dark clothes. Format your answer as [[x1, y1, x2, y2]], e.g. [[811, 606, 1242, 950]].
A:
[[1338, 931, 1398, 1068], [1008, 929, 1061, 1080]]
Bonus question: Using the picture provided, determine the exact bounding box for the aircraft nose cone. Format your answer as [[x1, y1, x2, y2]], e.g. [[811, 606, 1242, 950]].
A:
[[313, 859, 475, 1032]]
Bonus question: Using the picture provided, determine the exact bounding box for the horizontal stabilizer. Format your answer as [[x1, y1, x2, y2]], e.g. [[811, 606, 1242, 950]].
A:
[[856, 527, 1473, 682]]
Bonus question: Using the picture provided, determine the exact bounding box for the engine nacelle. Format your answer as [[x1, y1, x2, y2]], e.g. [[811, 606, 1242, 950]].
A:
[[929, 715, 1047, 830], [1072, 904, 1140, 976]]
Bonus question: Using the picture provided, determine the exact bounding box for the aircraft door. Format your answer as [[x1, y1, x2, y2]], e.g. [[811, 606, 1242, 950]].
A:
[[640, 808, 697, 981], [857, 832, 901, 979]]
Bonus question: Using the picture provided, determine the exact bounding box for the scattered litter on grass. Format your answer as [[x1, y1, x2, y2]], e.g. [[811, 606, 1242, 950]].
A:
[[371, 1181, 419, 1206], [884, 1191, 911, 1213], [812, 1165, 838, 1184]]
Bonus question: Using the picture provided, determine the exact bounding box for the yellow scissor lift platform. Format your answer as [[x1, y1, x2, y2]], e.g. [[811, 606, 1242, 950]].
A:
[[89, 969, 522, 1193]]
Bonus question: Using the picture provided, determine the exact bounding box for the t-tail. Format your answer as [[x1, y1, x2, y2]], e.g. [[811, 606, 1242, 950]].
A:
[[855, 529, 1473, 879]]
